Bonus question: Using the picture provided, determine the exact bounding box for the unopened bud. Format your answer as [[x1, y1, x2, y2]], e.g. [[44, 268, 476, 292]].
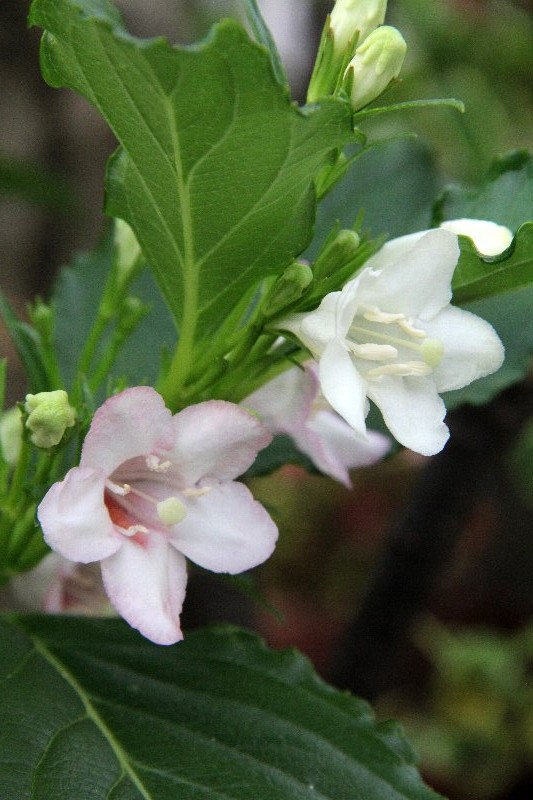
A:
[[264, 262, 313, 318], [344, 25, 406, 111], [330, 0, 387, 56], [114, 219, 142, 289], [439, 218, 513, 257], [0, 406, 23, 466], [24, 390, 76, 449], [313, 229, 361, 281]]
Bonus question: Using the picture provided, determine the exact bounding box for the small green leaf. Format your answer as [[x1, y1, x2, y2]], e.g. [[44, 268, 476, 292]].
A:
[[0, 616, 442, 800], [241, 0, 288, 89], [30, 0, 354, 363], [452, 222, 533, 304]]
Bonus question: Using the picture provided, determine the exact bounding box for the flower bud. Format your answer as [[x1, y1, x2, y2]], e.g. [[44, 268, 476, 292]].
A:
[[264, 262, 313, 318], [0, 406, 23, 466], [114, 219, 142, 290], [330, 0, 388, 56], [313, 229, 361, 281], [344, 25, 406, 111], [439, 218, 513, 257], [24, 390, 76, 449]]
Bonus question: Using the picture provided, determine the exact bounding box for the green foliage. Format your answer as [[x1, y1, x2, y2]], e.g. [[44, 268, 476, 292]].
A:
[[436, 151, 533, 408], [0, 156, 70, 209], [52, 228, 175, 394], [0, 616, 443, 800], [30, 0, 355, 402]]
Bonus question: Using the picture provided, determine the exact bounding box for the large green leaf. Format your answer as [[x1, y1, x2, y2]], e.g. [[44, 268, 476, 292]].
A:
[[30, 0, 354, 348], [52, 229, 175, 392], [434, 151, 533, 408], [0, 616, 442, 800], [451, 222, 533, 304]]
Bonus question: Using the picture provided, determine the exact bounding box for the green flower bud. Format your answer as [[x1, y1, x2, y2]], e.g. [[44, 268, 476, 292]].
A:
[[114, 219, 142, 290], [344, 25, 406, 111], [0, 406, 23, 466], [330, 0, 387, 56], [24, 390, 76, 449], [264, 262, 313, 318], [313, 228, 361, 281]]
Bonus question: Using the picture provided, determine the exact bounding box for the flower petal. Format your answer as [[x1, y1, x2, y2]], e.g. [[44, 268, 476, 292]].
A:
[[80, 387, 175, 474], [171, 482, 278, 574], [440, 218, 513, 257], [306, 411, 390, 486], [367, 375, 449, 455], [38, 467, 121, 563], [244, 365, 315, 433], [101, 535, 186, 645], [358, 229, 459, 319], [425, 305, 505, 392], [169, 401, 271, 485], [319, 339, 368, 437]]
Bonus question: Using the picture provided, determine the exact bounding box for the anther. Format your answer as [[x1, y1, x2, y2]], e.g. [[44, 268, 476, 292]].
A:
[[349, 342, 398, 361], [366, 361, 433, 378], [145, 455, 172, 473]]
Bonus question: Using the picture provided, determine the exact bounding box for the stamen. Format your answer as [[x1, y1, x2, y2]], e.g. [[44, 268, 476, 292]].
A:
[[182, 486, 212, 498], [122, 524, 149, 537], [397, 318, 426, 339], [363, 308, 405, 324], [366, 361, 433, 378], [106, 479, 131, 496], [349, 342, 398, 361], [157, 497, 187, 525], [145, 455, 172, 473]]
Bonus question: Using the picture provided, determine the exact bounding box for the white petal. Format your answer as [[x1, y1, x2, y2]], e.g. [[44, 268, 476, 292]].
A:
[[440, 219, 513, 257], [425, 305, 505, 392], [38, 467, 121, 563], [80, 387, 175, 475], [101, 534, 186, 645], [358, 229, 459, 319], [306, 411, 390, 485], [169, 401, 271, 485], [244, 365, 315, 433], [171, 482, 278, 574], [367, 375, 449, 455], [298, 292, 342, 354], [319, 339, 368, 436]]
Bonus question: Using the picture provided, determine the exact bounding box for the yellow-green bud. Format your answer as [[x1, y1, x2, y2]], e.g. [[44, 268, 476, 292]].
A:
[[24, 390, 76, 449], [344, 25, 406, 111], [330, 0, 387, 56], [0, 406, 23, 466], [264, 262, 314, 318], [114, 219, 142, 290], [313, 229, 361, 281]]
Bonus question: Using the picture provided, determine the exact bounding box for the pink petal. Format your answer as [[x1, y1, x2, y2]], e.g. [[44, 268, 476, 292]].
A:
[[305, 411, 390, 486], [244, 365, 316, 435], [170, 482, 278, 574], [169, 401, 272, 485], [101, 534, 187, 645], [80, 387, 175, 475], [38, 467, 121, 563]]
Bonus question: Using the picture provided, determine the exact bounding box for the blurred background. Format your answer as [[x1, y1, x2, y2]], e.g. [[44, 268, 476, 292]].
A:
[[1, 1, 533, 797]]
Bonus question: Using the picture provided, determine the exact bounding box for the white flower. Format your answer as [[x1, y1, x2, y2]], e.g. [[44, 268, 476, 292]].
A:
[[344, 25, 406, 110], [244, 363, 389, 487], [330, 0, 388, 56], [280, 229, 505, 456], [439, 218, 513, 257], [37, 387, 278, 644]]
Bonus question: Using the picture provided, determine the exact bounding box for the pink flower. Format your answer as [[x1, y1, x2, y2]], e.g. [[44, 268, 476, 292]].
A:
[[244, 364, 389, 488], [37, 387, 278, 645]]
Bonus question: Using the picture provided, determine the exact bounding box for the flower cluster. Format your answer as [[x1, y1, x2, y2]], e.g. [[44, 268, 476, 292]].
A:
[[279, 226, 505, 456]]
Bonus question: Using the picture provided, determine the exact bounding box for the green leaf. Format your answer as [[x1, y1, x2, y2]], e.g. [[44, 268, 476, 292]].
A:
[[30, 0, 354, 356], [310, 140, 441, 258], [52, 229, 175, 392], [0, 616, 442, 800], [0, 292, 52, 393], [434, 149, 533, 232], [241, 0, 288, 89], [452, 222, 533, 304], [0, 156, 71, 209]]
